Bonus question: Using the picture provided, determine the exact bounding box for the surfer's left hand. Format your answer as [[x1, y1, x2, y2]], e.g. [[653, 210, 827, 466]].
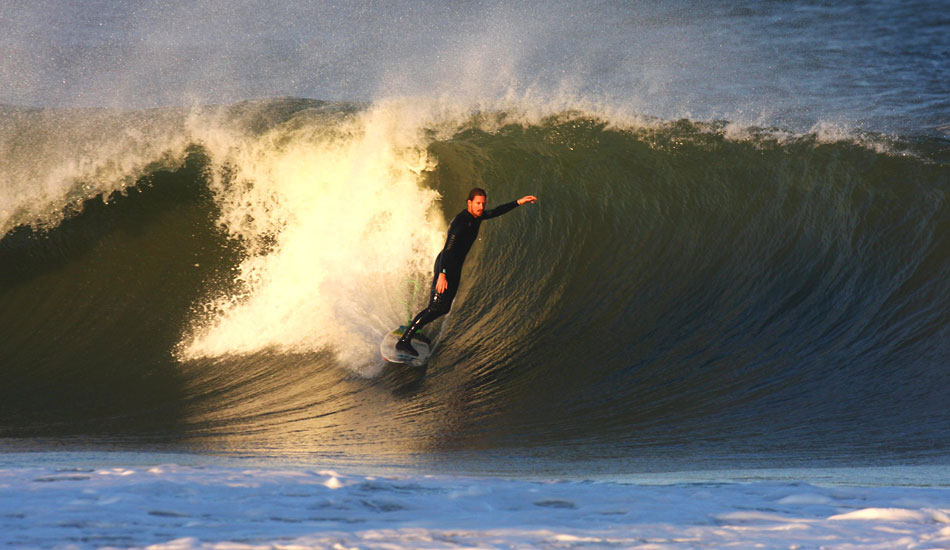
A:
[[517, 195, 538, 205]]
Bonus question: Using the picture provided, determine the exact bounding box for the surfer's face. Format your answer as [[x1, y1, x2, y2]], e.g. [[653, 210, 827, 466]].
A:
[[467, 195, 486, 217]]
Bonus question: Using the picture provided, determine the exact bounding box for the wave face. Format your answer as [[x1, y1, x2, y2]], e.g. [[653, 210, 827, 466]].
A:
[[1, 99, 949, 472]]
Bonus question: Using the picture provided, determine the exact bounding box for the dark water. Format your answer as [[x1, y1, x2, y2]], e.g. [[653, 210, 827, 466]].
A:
[[1, 1, 948, 475]]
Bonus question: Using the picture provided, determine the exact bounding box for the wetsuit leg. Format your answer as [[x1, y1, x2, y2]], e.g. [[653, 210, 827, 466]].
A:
[[398, 257, 459, 349]]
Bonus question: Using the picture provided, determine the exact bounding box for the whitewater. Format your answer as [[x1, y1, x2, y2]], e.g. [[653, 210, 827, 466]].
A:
[[2, 1, 949, 549], [1, 457, 948, 550]]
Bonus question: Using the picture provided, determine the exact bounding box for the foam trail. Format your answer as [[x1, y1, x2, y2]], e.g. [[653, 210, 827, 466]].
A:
[[180, 101, 447, 375]]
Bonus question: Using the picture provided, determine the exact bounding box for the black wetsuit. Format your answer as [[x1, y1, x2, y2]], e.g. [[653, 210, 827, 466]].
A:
[[398, 200, 520, 346]]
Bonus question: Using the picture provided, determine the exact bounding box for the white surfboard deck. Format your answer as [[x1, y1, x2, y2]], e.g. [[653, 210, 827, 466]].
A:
[[379, 326, 431, 367]]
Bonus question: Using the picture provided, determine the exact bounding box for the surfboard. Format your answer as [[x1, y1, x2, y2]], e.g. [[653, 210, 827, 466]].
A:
[[379, 326, 431, 367]]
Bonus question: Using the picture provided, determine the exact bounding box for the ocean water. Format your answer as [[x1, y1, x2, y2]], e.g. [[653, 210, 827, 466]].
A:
[[2, 1, 949, 548]]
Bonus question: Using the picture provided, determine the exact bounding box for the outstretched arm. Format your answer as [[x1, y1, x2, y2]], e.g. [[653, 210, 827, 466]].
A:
[[482, 195, 539, 219], [437, 195, 537, 293]]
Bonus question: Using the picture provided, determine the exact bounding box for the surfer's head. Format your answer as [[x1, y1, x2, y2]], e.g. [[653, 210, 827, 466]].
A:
[[467, 187, 487, 218]]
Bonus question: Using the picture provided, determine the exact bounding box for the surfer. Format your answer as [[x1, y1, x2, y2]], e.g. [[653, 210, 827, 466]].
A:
[[396, 188, 538, 356]]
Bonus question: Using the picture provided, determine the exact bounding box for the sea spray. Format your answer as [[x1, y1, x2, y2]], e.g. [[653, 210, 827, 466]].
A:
[[0, 107, 192, 236]]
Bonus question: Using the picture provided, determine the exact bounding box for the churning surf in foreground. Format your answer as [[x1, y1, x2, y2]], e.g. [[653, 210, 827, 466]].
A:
[[3, 456, 950, 550]]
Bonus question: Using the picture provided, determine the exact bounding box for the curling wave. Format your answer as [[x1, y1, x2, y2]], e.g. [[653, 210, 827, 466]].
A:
[[1, 98, 948, 470]]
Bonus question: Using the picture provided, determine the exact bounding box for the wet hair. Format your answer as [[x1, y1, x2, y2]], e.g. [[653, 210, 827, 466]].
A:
[[467, 187, 487, 201]]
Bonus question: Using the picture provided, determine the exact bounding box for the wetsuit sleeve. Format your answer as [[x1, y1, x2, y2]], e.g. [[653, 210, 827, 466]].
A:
[[481, 200, 519, 219]]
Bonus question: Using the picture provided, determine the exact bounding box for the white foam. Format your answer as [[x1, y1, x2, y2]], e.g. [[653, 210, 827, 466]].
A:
[[829, 507, 950, 524], [178, 101, 448, 374], [2, 461, 949, 550]]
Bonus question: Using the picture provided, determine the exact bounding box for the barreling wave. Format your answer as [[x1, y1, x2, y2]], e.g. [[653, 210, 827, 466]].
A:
[[1, 98, 948, 469]]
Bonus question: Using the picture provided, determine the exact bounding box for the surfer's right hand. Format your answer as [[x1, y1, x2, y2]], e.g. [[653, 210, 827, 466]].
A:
[[436, 273, 448, 294]]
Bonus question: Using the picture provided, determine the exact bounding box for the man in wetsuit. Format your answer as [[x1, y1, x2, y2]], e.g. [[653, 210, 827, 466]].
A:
[[396, 187, 538, 356]]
